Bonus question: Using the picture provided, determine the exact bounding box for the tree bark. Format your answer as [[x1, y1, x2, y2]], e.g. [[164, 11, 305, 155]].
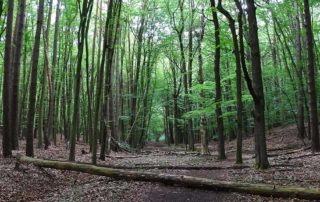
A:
[[37, 0, 53, 149], [95, 0, 114, 162], [48, 0, 61, 146], [70, 0, 94, 162], [294, 0, 305, 139], [2, 0, 14, 157], [303, 0, 320, 152], [128, 0, 147, 148], [210, 0, 226, 160], [11, 0, 26, 150], [187, 0, 195, 151], [217, 0, 243, 164], [246, 0, 269, 169], [26, 0, 45, 157], [196, 8, 209, 155]]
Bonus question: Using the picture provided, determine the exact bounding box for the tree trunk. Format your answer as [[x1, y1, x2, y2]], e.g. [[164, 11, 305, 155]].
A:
[[210, 0, 226, 160], [169, 56, 182, 145], [196, 8, 209, 155], [0, 0, 3, 20], [38, 0, 53, 149], [11, 0, 26, 150], [2, 0, 14, 157], [48, 0, 61, 146], [26, 0, 45, 157], [303, 0, 320, 152], [246, 0, 269, 169], [17, 155, 320, 200], [96, 0, 118, 161], [187, 0, 195, 151], [70, 0, 94, 162], [217, 0, 243, 163], [294, 0, 305, 139], [128, 0, 147, 148]]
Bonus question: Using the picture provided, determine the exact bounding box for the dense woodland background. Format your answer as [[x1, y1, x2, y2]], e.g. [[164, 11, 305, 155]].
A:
[[1, 0, 320, 180], [1, 0, 320, 201]]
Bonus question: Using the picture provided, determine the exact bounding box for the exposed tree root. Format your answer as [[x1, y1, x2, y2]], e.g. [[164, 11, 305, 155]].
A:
[[16, 155, 320, 200]]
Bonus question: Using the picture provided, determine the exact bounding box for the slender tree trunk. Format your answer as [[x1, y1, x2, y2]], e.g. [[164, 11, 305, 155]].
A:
[[119, 24, 126, 141], [45, 0, 54, 149], [139, 39, 154, 147], [2, 0, 14, 157], [11, 0, 26, 150], [174, 0, 190, 148], [246, 0, 269, 169], [187, 0, 195, 151], [169, 55, 182, 145], [303, 0, 320, 152], [26, 0, 45, 157], [0, 0, 3, 20], [37, 0, 53, 148], [196, 8, 209, 155], [217, 0, 243, 163], [49, 0, 61, 145], [85, 0, 99, 150], [69, 0, 93, 162], [18, 21, 29, 139], [37, 39, 47, 149], [210, 0, 226, 160], [235, 0, 251, 137], [128, 1, 147, 147], [114, 32, 121, 143], [96, 0, 115, 162], [294, 0, 305, 139], [105, 1, 122, 153]]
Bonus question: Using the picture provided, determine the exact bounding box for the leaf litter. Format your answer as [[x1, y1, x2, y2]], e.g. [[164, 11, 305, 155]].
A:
[[0, 124, 319, 201]]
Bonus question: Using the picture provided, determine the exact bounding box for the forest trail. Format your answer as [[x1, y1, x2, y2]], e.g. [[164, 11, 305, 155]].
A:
[[1, 124, 319, 202]]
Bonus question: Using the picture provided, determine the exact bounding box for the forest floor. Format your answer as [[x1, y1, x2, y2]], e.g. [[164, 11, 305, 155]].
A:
[[1, 124, 320, 202]]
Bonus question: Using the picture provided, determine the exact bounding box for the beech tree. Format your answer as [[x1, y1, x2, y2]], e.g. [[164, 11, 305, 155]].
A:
[[303, 0, 320, 152], [216, 0, 243, 164], [245, 0, 269, 169], [26, 0, 45, 157], [210, 0, 226, 160], [2, 0, 14, 157], [11, 0, 26, 150], [69, 0, 94, 162]]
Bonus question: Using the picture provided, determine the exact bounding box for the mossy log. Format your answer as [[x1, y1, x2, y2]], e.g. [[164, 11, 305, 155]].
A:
[[16, 155, 320, 200]]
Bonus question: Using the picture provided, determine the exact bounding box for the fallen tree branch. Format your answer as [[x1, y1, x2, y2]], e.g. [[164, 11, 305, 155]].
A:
[[252, 146, 311, 159], [16, 155, 320, 200], [288, 152, 320, 160], [106, 151, 202, 159]]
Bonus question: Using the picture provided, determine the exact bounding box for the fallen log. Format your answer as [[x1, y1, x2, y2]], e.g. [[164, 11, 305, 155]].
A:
[[101, 164, 250, 170], [16, 155, 320, 200], [99, 163, 299, 170]]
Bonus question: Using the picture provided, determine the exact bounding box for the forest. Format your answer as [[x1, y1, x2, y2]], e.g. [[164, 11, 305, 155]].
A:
[[1, 0, 320, 201]]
